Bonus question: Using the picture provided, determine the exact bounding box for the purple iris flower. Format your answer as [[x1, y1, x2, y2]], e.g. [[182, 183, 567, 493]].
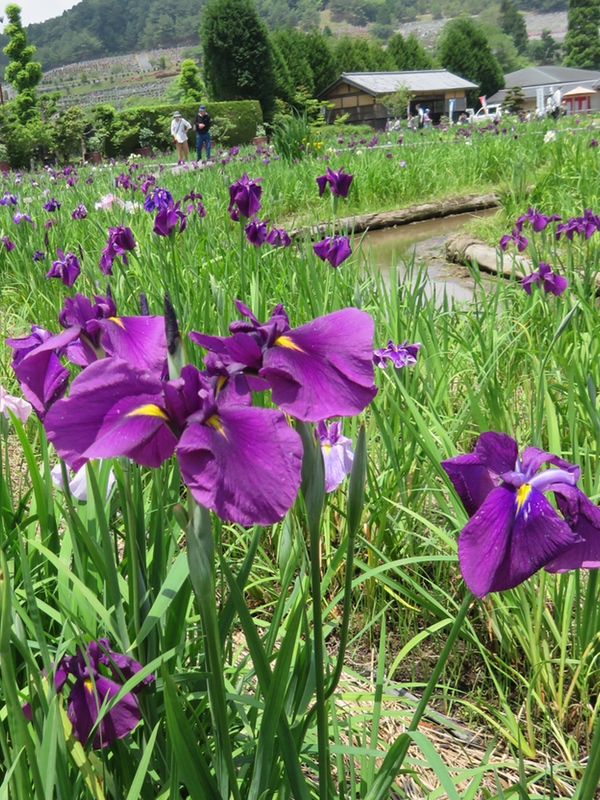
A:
[[24, 639, 154, 748], [499, 228, 528, 252], [46, 249, 81, 287], [189, 301, 377, 422], [32, 250, 46, 262], [591, 139, 598, 148], [441, 432, 600, 597], [315, 420, 354, 492], [43, 198, 61, 212], [228, 174, 262, 220], [6, 325, 70, 418], [373, 340, 421, 369], [143, 187, 173, 212], [266, 227, 291, 247], [44, 360, 303, 526], [245, 217, 268, 246], [521, 261, 567, 296], [313, 235, 352, 268], [99, 225, 137, 274], [515, 207, 560, 233], [7, 294, 166, 418], [44, 219, 57, 229], [315, 166, 354, 199], [0, 192, 17, 205], [154, 202, 186, 236], [556, 209, 600, 240], [13, 211, 33, 225], [71, 204, 88, 219], [1, 236, 15, 251]]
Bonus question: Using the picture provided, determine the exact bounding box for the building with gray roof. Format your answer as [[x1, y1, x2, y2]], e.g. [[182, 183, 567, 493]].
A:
[[489, 66, 600, 112], [318, 70, 478, 127]]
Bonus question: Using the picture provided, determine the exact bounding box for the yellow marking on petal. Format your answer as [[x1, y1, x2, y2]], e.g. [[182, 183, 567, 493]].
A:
[[126, 404, 168, 420], [216, 375, 227, 396], [275, 335, 304, 352], [108, 316, 125, 329], [206, 414, 228, 438], [84, 679, 94, 694], [516, 483, 531, 512], [322, 443, 331, 453]]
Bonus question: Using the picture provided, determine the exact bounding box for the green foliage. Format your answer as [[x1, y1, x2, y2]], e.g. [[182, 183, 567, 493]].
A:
[[201, 0, 277, 121], [565, 0, 600, 68], [2, 4, 42, 122], [53, 105, 87, 161], [499, 0, 529, 54], [503, 84, 526, 112], [387, 32, 434, 70], [271, 27, 315, 97], [380, 83, 413, 118], [333, 35, 396, 73], [177, 58, 205, 103], [529, 29, 562, 64], [437, 16, 505, 105]]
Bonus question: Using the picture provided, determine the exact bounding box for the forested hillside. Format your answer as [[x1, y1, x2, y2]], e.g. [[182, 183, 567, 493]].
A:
[[0, 0, 568, 72]]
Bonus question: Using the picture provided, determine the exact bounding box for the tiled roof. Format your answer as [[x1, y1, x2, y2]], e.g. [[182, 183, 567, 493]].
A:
[[502, 66, 600, 89], [319, 70, 478, 97]]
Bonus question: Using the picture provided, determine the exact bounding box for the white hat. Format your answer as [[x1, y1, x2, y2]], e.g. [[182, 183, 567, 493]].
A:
[[173, 111, 181, 117]]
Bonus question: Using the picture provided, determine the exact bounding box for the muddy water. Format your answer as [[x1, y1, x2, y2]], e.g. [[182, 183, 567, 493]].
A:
[[358, 207, 499, 303]]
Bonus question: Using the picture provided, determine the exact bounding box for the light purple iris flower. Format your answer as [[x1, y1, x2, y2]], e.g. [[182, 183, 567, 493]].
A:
[[228, 174, 262, 220], [46, 249, 81, 287], [0, 192, 17, 205], [189, 301, 377, 422], [373, 340, 421, 369], [245, 217, 268, 246], [441, 432, 600, 597], [13, 211, 33, 225], [499, 228, 528, 252], [43, 198, 61, 212], [313, 235, 352, 268], [521, 261, 567, 296], [44, 360, 303, 526], [316, 166, 354, 198], [266, 227, 291, 247], [316, 420, 354, 492], [71, 204, 88, 219], [1, 236, 15, 251], [23, 639, 154, 748]]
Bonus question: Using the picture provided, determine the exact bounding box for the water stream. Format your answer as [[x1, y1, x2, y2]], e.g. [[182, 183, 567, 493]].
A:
[[358, 207, 499, 302]]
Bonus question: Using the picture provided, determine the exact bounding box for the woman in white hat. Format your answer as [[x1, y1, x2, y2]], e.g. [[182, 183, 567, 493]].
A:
[[171, 111, 192, 162]]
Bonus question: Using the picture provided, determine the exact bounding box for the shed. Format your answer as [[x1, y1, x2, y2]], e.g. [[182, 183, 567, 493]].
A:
[[318, 70, 478, 128], [562, 85, 597, 114], [488, 66, 600, 113]]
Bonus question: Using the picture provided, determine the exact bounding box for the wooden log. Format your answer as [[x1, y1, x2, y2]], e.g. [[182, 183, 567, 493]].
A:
[[293, 192, 500, 239], [445, 232, 530, 279]]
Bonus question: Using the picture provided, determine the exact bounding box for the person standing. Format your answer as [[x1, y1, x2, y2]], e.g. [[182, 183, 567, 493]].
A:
[[171, 111, 191, 162], [195, 104, 212, 160]]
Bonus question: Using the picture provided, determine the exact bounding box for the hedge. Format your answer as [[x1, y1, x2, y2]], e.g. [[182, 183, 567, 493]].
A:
[[93, 100, 263, 156]]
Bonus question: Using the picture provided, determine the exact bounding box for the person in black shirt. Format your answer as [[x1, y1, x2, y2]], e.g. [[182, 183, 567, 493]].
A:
[[195, 105, 211, 160]]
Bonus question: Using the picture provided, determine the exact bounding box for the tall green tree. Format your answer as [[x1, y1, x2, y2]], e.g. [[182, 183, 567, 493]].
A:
[[304, 29, 337, 95], [564, 0, 600, 68], [387, 32, 433, 70], [438, 17, 504, 105], [499, 0, 529, 55], [3, 3, 42, 121], [200, 0, 276, 120], [271, 27, 314, 96]]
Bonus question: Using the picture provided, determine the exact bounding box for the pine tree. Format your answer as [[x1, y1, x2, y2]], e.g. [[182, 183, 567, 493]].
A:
[[178, 59, 204, 103], [304, 30, 337, 96], [271, 28, 315, 96], [565, 0, 600, 68], [3, 4, 42, 122], [200, 0, 276, 121]]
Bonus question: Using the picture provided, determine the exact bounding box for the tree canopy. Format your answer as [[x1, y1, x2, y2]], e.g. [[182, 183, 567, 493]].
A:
[[200, 0, 276, 121], [437, 16, 505, 105], [3, 4, 42, 121], [564, 0, 600, 68]]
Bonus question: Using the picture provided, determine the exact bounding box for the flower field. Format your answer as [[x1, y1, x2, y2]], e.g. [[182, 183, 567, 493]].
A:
[[2, 118, 600, 798]]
